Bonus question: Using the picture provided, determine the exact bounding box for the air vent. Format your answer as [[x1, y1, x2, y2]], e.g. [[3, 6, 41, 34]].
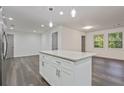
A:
[[49, 7, 53, 12]]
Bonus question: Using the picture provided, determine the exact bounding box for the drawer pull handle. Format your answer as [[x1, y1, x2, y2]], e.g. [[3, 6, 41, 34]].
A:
[[63, 70, 71, 76], [56, 69, 58, 76], [56, 69, 61, 77], [56, 61, 61, 64], [58, 70, 61, 77], [42, 61, 45, 66]]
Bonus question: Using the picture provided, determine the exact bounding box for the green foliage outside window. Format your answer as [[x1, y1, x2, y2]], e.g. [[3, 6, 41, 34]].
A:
[[94, 34, 104, 48], [108, 32, 123, 48]]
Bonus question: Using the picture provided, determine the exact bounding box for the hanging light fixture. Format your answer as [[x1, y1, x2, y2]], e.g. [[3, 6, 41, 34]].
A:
[[49, 21, 53, 28], [71, 8, 76, 18], [48, 7, 54, 28]]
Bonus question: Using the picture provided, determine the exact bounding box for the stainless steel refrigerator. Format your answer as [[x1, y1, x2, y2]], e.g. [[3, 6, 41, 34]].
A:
[[0, 15, 8, 85]]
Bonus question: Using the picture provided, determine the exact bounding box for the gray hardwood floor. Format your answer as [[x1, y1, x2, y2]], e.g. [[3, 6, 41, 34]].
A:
[[2, 55, 124, 86], [2, 55, 48, 86], [92, 57, 124, 86]]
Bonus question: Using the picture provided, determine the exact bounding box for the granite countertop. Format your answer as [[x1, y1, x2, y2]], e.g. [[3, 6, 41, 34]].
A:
[[39, 50, 95, 62]]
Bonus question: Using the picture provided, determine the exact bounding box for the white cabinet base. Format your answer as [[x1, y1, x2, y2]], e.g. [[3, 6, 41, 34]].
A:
[[39, 53, 92, 86]]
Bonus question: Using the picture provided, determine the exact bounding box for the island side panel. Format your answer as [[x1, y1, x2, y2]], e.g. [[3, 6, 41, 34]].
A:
[[74, 57, 92, 86]]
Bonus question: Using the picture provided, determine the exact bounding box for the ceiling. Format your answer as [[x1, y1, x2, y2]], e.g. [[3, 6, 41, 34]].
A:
[[2, 6, 124, 33]]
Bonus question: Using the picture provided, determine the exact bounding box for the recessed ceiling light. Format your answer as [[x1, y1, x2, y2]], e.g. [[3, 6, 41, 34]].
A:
[[49, 21, 53, 28], [59, 11, 64, 15], [41, 25, 44, 27], [8, 17, 13, 21], [71, 8, 76, 18], [82, 26, 93, 30], [33, 30, 36, 32]]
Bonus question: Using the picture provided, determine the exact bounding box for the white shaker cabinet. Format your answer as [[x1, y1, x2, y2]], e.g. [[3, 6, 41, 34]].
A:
[[39, 50, 95, 86], [60, 67, 74, 85], [40, 55, 60, 85]]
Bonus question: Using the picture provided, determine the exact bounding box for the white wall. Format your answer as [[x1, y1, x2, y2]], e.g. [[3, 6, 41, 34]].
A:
[[86, 27, 124, 60], [13, 32, 41, 57], [41, 31, 51, 50], [60, 27, 85, 51], [41, 26, 85, 51]]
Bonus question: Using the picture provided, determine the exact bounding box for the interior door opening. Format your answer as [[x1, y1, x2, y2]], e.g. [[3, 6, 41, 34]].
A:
[[81, 36, 85, 52], [52, 32, 58, 50]]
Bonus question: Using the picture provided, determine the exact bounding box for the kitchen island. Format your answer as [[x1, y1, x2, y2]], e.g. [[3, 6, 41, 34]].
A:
[[39, 50, 95, 86]]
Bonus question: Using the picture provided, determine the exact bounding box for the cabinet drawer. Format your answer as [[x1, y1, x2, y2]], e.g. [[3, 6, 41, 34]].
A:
[[62, 67, 73, 75], [60, 59, 73, 70], [53, 60, 73, 72]]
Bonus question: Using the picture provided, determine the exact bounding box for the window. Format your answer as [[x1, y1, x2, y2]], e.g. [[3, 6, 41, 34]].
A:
[[108, 32, 123, 48], [94, 34, 104, 48]]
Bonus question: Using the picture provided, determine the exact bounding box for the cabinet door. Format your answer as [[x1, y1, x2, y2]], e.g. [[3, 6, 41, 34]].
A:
[[39, 54, 50, 82], [39, 57, 48, 80], [61, 68, 74, 86], [46, 63, 60, 85], [39, 55, 44, 76]]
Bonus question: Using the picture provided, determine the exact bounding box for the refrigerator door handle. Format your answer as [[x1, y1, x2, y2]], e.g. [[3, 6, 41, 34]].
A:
[[3, 32, 8, 60], [2, 24, 8, 60]]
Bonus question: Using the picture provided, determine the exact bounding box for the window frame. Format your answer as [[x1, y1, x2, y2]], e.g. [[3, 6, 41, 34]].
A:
[[108, 32, 123, 48], [94, 34, 104, 48]]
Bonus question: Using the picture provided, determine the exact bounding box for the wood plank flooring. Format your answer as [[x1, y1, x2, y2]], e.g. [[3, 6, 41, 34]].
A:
[[92, 57, 124, 86], [2, 55, 48, 86], [2, 55, 124, 86]]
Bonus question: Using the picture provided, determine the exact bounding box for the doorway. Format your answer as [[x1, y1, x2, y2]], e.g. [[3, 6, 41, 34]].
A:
[[81, 36, 85, 52], [7, 34, 14, 58], [52, 32, 58, 50]]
